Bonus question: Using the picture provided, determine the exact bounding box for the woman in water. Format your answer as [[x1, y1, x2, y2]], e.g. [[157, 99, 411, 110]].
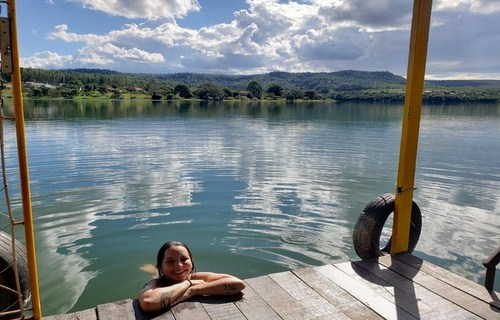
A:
[[138, 241, 246, 312]]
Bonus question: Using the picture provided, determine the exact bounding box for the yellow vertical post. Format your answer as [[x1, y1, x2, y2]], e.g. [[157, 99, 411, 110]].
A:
[[391, 0, 433, 254], [7, 0, 42, 318]]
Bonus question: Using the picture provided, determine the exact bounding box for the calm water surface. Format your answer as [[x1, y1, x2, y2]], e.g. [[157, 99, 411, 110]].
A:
[[1, 100, 499, 315]]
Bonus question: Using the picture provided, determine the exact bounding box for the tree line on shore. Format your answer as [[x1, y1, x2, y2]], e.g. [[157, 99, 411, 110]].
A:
[[11, 68, 500, 103]]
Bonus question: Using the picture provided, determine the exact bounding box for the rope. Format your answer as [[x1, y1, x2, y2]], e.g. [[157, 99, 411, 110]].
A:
[[0, 64, 25, 317]]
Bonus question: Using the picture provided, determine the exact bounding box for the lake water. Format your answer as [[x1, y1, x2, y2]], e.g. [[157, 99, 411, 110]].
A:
[[1, 99, 499, 316]]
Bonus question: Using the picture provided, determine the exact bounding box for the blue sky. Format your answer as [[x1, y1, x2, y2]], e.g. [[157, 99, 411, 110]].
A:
[[19, 0, 500, 79]]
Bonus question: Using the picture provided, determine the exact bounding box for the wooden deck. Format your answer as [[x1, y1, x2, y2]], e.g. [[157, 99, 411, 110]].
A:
[[45, 254, 500, 320]]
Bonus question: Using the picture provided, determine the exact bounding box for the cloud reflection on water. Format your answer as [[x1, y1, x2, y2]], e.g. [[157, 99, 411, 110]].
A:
[[2, 101, 499, 314]]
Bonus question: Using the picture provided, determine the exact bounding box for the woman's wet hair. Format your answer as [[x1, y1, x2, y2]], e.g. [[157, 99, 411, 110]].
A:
[[156, 241, 195, 284]]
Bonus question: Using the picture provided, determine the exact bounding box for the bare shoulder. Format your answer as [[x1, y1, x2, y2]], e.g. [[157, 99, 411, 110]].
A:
[[140, 278, 161, 292]]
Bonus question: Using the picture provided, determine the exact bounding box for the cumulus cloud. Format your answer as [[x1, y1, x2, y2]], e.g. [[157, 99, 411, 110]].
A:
[[437, 0, 500, 14], [22, 0, 500, 78], [22, 51, 73, 69], [319, 0, 412, 28], [73, 0, 201, 20], [294, 27, 367, 61], [47, 24, 165, 66]]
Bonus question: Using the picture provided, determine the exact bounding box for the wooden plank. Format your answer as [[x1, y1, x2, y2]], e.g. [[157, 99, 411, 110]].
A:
[[44, 308, 97, 320], [379, 255, 500, 320], [130, 299, 175, 320], [353, 259, 480, 319], [234, 283, 283, 320], [292, 267, 383, 320], [97, 299, 135, 320], [395, 253, 500, 309], [269, 270, 349, 320], [202, 302, 246, 320], [247, 274, 328, 320], [316, 264, 416, 320], [335, 261, 435, 318], [171, 301, 211, 320], [151, 310, 176, 320]]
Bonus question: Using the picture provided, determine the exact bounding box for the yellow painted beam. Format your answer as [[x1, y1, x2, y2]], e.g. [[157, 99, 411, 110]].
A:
[[7, 0, 42, 318], [391, 0, 433, 254]]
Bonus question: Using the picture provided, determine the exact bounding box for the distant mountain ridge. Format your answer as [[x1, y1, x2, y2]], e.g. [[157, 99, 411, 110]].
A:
[[59, 68, 121, 75], [21, 67, 500, 91]]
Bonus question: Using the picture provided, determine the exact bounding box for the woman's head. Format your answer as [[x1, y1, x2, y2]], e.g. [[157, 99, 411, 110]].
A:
[[156, 241, 195, 284]]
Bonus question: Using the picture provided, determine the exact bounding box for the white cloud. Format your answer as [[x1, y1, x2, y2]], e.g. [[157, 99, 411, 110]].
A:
[[22, 51, 73, 68], [47, 24, 166, 66], [426, 72, 500, 80], [22, 0, 500, 77], [320, 0, 412, 28], [73, 0, 201, 20], [437, 0, 500, 14], [76, 43, 165, 64]]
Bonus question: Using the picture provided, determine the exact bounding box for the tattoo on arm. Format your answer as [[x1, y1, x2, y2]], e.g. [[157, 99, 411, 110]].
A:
[[160, 292, 170, 309], [223, 284, 236, 292]]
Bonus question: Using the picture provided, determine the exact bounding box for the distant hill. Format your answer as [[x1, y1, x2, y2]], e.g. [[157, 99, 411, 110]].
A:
[[17, 68, 500, 103], [59, 68, 121, 75], [154, 70, 406, 91], [19, 67, 500, 92]]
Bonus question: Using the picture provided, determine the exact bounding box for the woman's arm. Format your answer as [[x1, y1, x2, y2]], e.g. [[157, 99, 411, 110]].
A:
[[172, 272, 245, 304], [138, 279, 205, 312]]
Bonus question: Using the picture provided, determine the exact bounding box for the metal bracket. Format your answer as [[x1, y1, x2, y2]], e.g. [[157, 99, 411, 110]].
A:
[[396, 186, 417, 194]]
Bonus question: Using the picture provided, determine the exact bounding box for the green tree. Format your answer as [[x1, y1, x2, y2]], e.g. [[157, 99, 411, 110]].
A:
[[247, 81, 262, 98], [174, 84, 193, 98], [194, 83, 224, 100], [266, 84, 284, 97], [223, 88, 232, 98], [286, 89, 304, 101], [151, 92, 162, 100], [304, 90, 318, 100]]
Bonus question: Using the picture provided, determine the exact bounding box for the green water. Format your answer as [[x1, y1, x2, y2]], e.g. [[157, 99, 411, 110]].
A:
[[1, 99, 499, 315]]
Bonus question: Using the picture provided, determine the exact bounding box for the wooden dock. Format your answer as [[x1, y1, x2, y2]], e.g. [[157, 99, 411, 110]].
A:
[[45, 254, 499, 320]]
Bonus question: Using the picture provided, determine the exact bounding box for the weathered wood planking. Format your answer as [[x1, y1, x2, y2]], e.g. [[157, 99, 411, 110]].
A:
[[97, 299, 136, 320], [335, 261, 434, 318], [292, 267, 383, 320], [202, 301, 247, 320], [315, 264, 416, 320], [43, 254, 500, 320], [247, 273, 334, 320], [269, 271, 349, 320], [379, 254, 500, 320], [150, 310, 176, 320], [395, 253, 500, 309], [44, 308, 97, 320], [171, 301, 211, 320], [234, 282, 283, 320], [353, 259, 480, 320]]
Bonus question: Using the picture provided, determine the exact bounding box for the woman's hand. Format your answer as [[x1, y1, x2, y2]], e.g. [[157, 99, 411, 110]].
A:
[[170, 286, 193, 305], [169, 279, 205, 306], [189, 279, 206, 286], [138, 279, 197, 312]]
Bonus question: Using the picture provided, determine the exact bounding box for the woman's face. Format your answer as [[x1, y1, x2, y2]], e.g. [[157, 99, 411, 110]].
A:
[[161, 245, 193, 282]]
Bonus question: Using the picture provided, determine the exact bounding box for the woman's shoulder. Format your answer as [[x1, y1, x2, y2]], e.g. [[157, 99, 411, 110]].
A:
[[141, 278, 162, 291]]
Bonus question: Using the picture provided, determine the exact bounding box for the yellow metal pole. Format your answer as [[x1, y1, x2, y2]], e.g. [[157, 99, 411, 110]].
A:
[[7, 0, 42, 318], [391, 0, 433, 254]]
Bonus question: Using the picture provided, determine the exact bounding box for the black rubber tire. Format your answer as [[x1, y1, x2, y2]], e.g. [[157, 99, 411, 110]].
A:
[[353, 193, 422, 260], [0, 231, 31, 314]]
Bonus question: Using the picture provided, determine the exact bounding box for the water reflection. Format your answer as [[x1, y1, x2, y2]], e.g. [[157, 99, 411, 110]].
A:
[[0, 99, 499, 315]]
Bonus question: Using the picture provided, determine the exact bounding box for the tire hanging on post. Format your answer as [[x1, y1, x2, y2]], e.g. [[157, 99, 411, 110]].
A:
[[353, 193, 422, 260], [0, 231, 31, 315]]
